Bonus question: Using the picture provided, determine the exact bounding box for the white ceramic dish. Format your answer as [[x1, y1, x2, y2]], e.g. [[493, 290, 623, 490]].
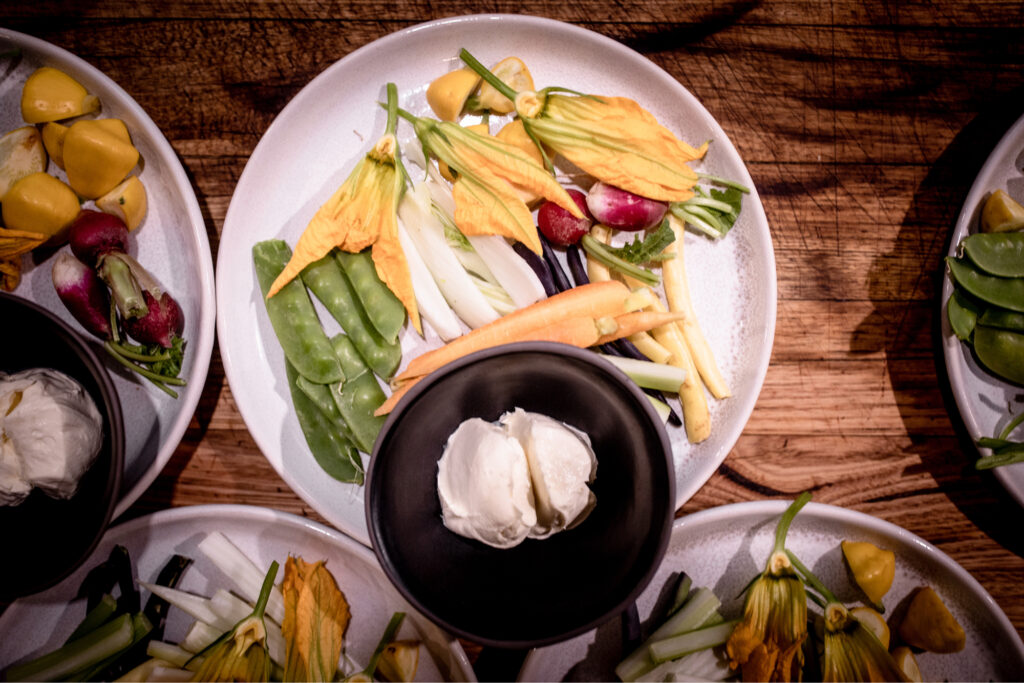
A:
[[519, 500, 1024, 682], [217, 14, 776, 546], [0, 504, 476, 681], [0, 29, 216, 517], [940, 112, 1024, 506]]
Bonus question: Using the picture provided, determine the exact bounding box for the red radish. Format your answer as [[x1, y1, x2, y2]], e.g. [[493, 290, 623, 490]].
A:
[[537, 189, 592, 246], [51, 250, 112, 339], [69, 209, 130, 267], [586, 181, 667, 231], [123, 289, 184, 349]]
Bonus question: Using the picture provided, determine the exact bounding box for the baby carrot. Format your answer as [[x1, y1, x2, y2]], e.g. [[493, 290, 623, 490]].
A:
[[394, 280, 633, 382]]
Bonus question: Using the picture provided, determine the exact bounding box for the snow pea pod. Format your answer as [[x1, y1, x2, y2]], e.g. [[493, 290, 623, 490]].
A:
[[301, 254, 401, 379], [334, 249, 406, 343], [979, 307, 1024, 333], [963, 232, 1024, 277], [253, 240, 344, 384], [329, 334, 387, 453], [946, 257, 1024, 313], [974, 325, 1024, 385], [947, 288, 981, 341], [285, 359, 363, 484]]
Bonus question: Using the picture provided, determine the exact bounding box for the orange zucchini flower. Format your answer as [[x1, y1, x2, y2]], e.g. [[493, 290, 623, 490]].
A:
[[459, 49, 707, 203], [726, 492, 811, 682], [266, 84, 420, 333], [401, 111, 583, 254]]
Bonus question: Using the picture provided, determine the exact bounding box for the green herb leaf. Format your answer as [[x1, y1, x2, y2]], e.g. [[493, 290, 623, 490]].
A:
[[599, 220, 676, 265]]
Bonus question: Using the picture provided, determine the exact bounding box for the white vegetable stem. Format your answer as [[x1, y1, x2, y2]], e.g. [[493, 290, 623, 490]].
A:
[[600, 354, 688, 393], [424, 176, 546, 310], [398, 218, 462, 341], [196, 531, 285, 624], [399, 182, 500, 329]]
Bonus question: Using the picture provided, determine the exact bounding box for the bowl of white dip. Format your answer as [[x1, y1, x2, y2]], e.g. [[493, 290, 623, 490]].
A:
[[366, 341, 675, 648], [0, 293, 124, 600]]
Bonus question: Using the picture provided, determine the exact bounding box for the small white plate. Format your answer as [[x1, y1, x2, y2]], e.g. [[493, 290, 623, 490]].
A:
[[0, 29, 217, 517], [940, 112, 1024, 506], [217, 14, 776, 547], [0, 503, 476, 681], [519, 500, 1024, 682]]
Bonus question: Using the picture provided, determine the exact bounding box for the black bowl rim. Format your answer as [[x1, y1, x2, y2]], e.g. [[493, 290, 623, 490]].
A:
[[0, 291, 125, 600], [365, 340, 676, 649]]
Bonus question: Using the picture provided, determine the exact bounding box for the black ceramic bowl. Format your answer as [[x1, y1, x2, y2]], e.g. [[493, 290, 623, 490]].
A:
[[0, 293, 124, 601], [366, 341, 675, 649]]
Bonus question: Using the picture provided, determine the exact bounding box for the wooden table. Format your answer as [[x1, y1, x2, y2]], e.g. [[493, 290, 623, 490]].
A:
[[6, 1, 1024, 678]]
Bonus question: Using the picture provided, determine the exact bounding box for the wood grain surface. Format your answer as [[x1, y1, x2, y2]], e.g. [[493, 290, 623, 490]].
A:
[[3, 0, 1024, 678]]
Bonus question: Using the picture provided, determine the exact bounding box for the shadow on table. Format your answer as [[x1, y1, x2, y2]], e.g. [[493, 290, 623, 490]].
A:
[[856, 84, 1024, 558]]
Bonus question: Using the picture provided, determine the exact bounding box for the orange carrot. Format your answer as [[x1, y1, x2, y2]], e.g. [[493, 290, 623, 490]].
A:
[[375, 377, 420, 416], [594, 310, 689, 346], [394, 280, 632, 383]]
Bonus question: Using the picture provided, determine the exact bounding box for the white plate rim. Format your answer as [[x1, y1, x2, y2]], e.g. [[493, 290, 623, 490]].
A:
[[0, 502, 476, 681], [0, 28, 218, 518], [217, 13, 776, 547], [518, 499, 1024, 681], [940, 111, 1024, 507]]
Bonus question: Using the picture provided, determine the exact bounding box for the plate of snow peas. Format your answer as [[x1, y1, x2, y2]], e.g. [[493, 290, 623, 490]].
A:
[[0, 29, 216, 518], [216, 14, 776, 546], [519, 500, 1024, 682], [0, 504, 475, 682], [941, 111, 1024, 504]]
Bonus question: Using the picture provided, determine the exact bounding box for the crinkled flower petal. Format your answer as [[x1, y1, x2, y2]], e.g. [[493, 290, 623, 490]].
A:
[[267, 137, 398, 298], [525, 92, 707, 202], [415, 118, 581, 254]]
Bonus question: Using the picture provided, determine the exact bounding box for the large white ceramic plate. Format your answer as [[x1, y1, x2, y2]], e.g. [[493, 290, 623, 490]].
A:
[[0, 504, 476, 681], [0, 29, 216, 517], [940, 112, 1024, 506], [519, 500, 1024, 682], [217, 14, 776, 546]]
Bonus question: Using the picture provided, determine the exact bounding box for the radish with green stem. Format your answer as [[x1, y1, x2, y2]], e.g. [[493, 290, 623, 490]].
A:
[[55, 209, 187, 397]]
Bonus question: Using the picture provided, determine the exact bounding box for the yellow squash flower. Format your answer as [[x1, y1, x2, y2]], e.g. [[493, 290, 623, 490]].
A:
[[403, 111, 583, 254], [726, 492, 811, 682], [281, 556, 350, 682], [787, 552, 908, 682], [459, 49, 707, 203], [266, 84, 420, 333], [191, 561, 279, 682]]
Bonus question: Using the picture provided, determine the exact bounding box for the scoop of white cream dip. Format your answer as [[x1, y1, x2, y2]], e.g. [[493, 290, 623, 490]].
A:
[[436, 408, 596, 549], [0, 368, 104, 506]]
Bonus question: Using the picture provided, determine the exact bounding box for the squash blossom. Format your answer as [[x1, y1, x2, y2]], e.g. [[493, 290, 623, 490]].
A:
[[400, 109, 582, 254], [786, 552, 909, 682], [267, 83, 420, 333], [459, 49, 707, 203], [281, 556, 350, 683], [190, 561, 279, 682], [725, 492, 811, 682]]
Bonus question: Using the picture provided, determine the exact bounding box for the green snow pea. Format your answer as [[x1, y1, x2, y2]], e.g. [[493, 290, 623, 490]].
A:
[[286, 359, 363, 484], [974, 325, 1024, 385], [963, 232, 1024, 278], [335, 249, 406, 343], [301, 254, 401, 379], [329, 333, 387, 454], [299, 253, 399, 378], [946, 256, 1024, 313], [947, 288, 981, 341], [978, 307, 1024, 333], [253, 240, 344, 384]]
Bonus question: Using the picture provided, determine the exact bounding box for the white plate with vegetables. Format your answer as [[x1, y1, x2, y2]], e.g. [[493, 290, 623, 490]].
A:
[[518, 499, 1024, 682], [0, 29, 216, 517], [0, 503, 476, 681], [941, 111, 1024, 506], [217, 14, 776, 547]]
